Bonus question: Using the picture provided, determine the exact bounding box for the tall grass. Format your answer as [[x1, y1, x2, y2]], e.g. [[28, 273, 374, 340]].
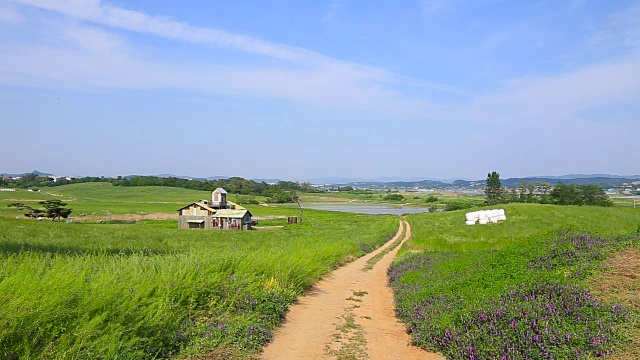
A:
[[390, 204, 640, 358], [0, 209, 397, 359]]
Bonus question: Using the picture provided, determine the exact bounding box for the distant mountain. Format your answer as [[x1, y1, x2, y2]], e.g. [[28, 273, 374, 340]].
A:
[[532, 174, 640, 180], [451, 176, 640, 189], [251, 178, 282, 183], [135, 174, 230, 181], [1, 170, 53, 177], [338, 179, 450, 189], [500, 176, 640, 188], [307, 176, 459, 184]]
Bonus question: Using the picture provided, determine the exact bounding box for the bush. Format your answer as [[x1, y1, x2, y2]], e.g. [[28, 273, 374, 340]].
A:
[[383, 194, 404, 202], [443, 202, 472, 211]]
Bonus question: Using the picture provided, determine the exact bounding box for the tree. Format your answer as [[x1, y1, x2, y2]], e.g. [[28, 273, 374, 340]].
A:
[[578, 185, 613, 207], [384, 193, 404, 202], [424, 195, 438, 203], [485, 171, 503, 205], [550, 183, 581, 205], [39, 200, 72, 221], [548, 183, 611, 207], [8, 203, 44, 219]]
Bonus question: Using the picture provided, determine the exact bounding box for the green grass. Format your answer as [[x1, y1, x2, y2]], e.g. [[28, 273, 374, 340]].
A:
[[405, 203, 640, 252], [0, 183, 276, 218], [0, 185, 398, 359], [390, 204, 640, 358]]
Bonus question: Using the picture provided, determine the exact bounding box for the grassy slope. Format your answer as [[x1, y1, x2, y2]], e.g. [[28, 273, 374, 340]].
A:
[[0, 183, 274, 217], [406, 203, 640, 252], [391, 204, 640, 358], [0, 185, 397, 359]]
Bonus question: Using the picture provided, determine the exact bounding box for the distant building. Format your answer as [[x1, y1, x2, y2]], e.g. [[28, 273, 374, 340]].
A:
[[177, 188, 252, 230]]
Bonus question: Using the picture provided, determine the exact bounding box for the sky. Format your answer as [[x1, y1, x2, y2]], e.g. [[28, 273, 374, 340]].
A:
[[1, 0, 639, 181]]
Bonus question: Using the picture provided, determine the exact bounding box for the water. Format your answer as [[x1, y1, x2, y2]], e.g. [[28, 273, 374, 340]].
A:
[[303, 202, 430, 215]]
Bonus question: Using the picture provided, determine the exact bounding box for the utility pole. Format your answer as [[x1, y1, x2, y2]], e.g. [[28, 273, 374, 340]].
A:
[[296, 198, 304, 225]]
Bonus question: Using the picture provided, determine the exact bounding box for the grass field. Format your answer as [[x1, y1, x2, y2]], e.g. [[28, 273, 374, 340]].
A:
[[4, 183, 639, 358], [0, 183, 277, 219], [391, 204, 640, 358], [0, 184, 397, 359]]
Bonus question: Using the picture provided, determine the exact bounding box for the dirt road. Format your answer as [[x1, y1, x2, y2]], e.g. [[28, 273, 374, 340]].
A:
[[261, 220, 443, 360]]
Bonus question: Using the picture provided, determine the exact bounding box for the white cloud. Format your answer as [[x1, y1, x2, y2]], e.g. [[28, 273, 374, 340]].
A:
[[3, 0, 459, 116], [323, 0, 343, 22], [11, 0, 357, 67], [4, 0, 640, 130]]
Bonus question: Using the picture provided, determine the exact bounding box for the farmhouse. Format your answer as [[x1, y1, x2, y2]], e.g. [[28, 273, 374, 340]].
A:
[[177, 188, 252, 230]]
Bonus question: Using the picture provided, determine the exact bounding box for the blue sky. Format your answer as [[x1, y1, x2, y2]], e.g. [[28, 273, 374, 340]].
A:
[[1, 0, 639, 181]]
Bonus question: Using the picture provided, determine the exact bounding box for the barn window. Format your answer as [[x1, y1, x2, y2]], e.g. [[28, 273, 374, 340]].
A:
[[187, 220, 204, 229]]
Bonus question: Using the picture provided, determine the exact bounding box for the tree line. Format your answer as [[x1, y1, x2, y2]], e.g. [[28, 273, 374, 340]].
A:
[[485, 171, 612, 207], [0, 174, 317, 204]]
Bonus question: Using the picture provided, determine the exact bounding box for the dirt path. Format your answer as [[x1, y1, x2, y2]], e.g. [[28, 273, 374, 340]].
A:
[[261, 220, 444, 360]]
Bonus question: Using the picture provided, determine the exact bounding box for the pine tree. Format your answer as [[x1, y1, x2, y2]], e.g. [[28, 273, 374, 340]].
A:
[[485, 171, 503, 205]]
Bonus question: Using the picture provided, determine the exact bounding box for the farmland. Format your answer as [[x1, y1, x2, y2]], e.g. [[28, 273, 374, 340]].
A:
[[391, 204, 640, 358], [0, 183, 397, 359]]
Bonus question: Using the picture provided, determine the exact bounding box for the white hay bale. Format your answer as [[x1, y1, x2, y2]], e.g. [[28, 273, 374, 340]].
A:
[[498, 215, 507, 221], [465, 220, 476, 225], [478, 219, 488, 225], [465, 212, 478, 221], [491, 209, 500, 217], [497, 209, 505, 216], [489, 217, 498, 223], [478, 211, 489, 220]]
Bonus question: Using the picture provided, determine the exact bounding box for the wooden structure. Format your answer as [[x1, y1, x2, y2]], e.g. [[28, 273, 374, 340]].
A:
[[177, 188, 252, 230], [211, 188, 227, 209], [212, 209, 253, 230], [177, 202, 218, 229]]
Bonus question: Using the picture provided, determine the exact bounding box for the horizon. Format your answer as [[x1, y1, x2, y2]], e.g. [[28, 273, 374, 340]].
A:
[[2, 168, 640, 184], [1, 1, 639, 178]]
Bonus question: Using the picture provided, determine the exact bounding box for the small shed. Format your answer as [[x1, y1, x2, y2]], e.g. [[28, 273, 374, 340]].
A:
[[212, 209, 253, 230], [177, 202, 218, 229], [211, 188, 227, 209]]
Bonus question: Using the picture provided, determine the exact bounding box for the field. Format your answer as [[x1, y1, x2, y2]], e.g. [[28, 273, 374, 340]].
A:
[[391, 204, 640, 358], [3, 183, 640, 359], [0, 183, 397, 359]]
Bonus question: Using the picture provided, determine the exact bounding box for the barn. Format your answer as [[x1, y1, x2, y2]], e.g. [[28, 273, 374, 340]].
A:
[[177, 202, 218, 229], [177, 188, 252, 230], [212, 209, 253, 230]]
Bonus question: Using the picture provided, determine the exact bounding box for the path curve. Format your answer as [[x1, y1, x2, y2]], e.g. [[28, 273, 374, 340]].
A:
[[261, 220, 444, 360]]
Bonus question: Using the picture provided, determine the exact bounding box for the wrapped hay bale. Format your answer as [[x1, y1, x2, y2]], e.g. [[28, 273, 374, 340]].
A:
[[498, 215, 507, 221], [465, 220, 476, 225], [497, 209, 505, 216], [489, 217, 498, 223], [478, 219, 488, 225], [465, 212, 479, 222], [478, 211, 489, 220]]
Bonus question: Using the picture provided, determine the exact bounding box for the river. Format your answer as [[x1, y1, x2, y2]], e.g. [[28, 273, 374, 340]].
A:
[[302, 202, 430, 215]]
